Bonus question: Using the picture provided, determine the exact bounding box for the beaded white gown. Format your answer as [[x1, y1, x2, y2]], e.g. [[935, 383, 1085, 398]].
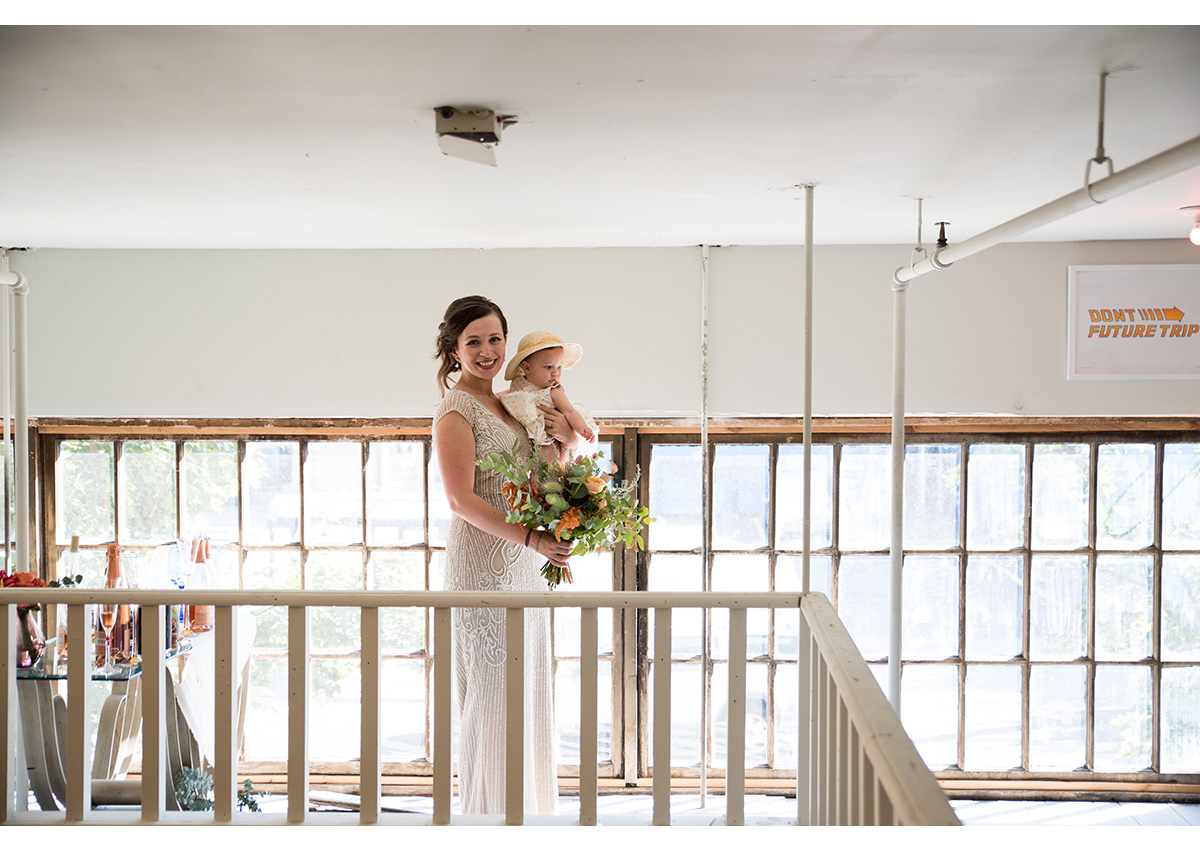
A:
[[434, 389, 559, 815]]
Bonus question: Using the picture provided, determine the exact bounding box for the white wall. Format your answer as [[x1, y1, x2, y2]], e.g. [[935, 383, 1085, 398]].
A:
[[12, 240, 1200, 419]]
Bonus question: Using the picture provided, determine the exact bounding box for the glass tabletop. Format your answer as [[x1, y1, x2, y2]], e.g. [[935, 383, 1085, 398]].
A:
[[16, 641, 191, 682]]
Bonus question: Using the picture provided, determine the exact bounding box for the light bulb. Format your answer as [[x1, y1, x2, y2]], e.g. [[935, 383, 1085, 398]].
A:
[[1191, 224, 1200, 246], [1181, 206, 1200, 244]]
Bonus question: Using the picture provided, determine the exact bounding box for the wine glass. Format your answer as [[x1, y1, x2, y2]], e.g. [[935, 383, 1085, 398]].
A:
[[100, 598, 119, 673]]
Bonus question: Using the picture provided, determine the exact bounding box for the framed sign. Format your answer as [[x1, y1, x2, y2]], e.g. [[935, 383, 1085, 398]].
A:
[[1067, 264, 1200, 380]]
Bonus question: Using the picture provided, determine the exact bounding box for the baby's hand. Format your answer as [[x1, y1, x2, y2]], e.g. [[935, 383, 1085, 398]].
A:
[[581, 425, 595, 442]]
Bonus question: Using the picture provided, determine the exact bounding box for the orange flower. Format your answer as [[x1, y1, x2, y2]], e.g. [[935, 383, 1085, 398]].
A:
[[2, 571, 46, 589], [555, 506, 582, 541], [584, 476, 605, 495], [501, 481, 522, 510]]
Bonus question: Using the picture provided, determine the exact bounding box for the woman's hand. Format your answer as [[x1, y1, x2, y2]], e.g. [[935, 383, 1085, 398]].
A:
[[538, 405, 578, 455], [532, 530, 572, 568]]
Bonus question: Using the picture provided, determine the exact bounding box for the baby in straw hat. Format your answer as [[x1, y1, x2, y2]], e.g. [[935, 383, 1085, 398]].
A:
[[501, 331, 597, 460]]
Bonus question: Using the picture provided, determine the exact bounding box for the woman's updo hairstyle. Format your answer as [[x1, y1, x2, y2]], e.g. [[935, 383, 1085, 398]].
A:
[[434, 295, 509, 394]]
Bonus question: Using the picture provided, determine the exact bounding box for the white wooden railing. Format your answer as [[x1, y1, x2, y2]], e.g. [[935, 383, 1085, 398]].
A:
[[1, 588, 959, 826]]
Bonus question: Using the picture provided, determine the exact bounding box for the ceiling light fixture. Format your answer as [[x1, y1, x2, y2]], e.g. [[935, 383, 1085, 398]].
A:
[[435, 106, 518, 167], [1180, 206, 1200, 246]]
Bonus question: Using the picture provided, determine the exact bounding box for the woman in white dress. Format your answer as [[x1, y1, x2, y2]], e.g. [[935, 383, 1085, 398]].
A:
[[432, 295, 576, 815]]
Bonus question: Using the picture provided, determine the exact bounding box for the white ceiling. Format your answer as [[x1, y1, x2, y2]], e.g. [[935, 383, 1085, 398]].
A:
[[2, 25, 1199, 249]]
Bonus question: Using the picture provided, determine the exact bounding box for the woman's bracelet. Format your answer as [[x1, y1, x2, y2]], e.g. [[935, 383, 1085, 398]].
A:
[[525, 529, 533, 549]]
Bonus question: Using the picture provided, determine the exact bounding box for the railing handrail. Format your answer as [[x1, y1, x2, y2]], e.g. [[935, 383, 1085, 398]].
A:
[[0, 589, 804, 608], [801, 593, 960, 826]]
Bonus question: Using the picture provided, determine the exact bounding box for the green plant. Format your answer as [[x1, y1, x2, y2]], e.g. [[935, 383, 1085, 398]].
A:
[[174, 767, 264, 812]]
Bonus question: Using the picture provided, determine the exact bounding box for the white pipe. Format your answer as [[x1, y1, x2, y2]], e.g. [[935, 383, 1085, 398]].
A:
[[698, 243, 710, 806], [1, 269, 28, 574], [884, 131, 1200, 712], [895, 133, 1200, 284], [802, 186, 814, 595], [1, 273, 10, 571], [888, 279, 906, 711]]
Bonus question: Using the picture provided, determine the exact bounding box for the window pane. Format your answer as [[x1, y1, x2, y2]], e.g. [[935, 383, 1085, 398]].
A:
[[120, 440, 177, 543], [775, 664, 799, 768], [58, 440, 114, 544], [966, 555, 1023, 661], [182, 441, 239, 541], [777, 444, 833, 549], [305, 441, 363, 546], [1029, 665, 1086, 770], [967, 444, 1026, 550], [1032, 444, 1088, 550], [311, 604, 361, 654], [837, 555, 889, 660], [1094, 665, 1151, 771], [904, 445, 960, 549], [556, 659, 613, 765], [712, 444, 769, 549], [308, 550, 364, 591], [647, 554, 702, 658], [1163, 555, 1200, 661], [648, 662, 702, 767], [1030, 555, 1087, 660], [243, 549, 301, 590], [427, 448, 450, 548], [712, 554, 769, 659], [245, 657, 287, 760], [901, 665, 958, 769], [367, 441, 425, 546], [712, 662, 768, 768], [381, 658, 427, 762], [1096, 555, 1153, 661], [553, 550, 615, 656], [310, 657, 360, 760], [1162, 667, 1200, 773], [964, 665, 1021, 770], [776, 554, 832, 598], [1163, 444, 1200, 549], [839, 445, 891, 550], [1096, 443, 1154, 549], [903, 555, 959, 661], [649, 444, 702, 550], [243, 442, 300, 545]]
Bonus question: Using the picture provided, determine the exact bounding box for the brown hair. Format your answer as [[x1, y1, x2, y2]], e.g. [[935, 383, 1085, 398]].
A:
[[434, 295, 509, 394]]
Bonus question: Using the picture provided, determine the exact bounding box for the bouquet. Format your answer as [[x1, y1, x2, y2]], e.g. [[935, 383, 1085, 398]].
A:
[[478, 442, 653, 588]]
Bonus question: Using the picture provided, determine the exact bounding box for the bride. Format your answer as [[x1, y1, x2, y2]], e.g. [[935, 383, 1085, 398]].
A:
[[432, 295, 576, 815]]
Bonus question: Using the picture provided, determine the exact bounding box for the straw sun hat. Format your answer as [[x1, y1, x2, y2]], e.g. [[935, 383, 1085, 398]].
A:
[[505, 331, 583, 381]]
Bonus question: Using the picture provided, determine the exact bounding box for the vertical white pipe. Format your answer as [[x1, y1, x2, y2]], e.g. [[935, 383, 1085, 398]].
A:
[[1, 272, 10, 571], [888, 280, 907, 711], [802, 185, 814, 594], [698, 244, 710, 806], [10, 280, 28, 574]]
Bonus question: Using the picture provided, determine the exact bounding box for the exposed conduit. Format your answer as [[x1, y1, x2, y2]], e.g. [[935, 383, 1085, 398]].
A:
[[699, 243, 710, 806], [885, 131, 1200, 710], [0, 256, 30, 575]]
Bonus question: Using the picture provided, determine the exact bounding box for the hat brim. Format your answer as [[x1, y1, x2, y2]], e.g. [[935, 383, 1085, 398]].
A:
[[505, 341, 583, 381]]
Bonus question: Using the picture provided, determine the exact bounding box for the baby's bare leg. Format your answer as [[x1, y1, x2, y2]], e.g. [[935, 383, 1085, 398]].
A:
[[550, 386, 594, 441]]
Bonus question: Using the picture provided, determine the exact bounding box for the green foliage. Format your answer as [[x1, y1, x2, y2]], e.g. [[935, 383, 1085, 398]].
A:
[[477, 442, 653, 587], [174, 767, 265, 812]]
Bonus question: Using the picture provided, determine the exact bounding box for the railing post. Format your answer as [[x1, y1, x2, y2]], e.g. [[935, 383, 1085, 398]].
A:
[[65, 601, 92, 821], [797, 602, 812, 825], [433, 607, 452, 825], [1, 604, 15, 822], [505, 607, 524, 825], [214, 605, 238, 821], [653, 607, 671, 826], [360, 605, 381, 825], [140, 604, 166, 821], [287, 605, 310, 823], [579, 606, 598, 826], [726, 606, 746, 826]]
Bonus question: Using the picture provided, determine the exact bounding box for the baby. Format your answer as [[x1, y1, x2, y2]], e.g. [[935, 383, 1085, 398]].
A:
[[501, 331, 596, 460]]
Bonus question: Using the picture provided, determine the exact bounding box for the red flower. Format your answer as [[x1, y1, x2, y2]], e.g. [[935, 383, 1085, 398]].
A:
[[2, 571, 46, 589]]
